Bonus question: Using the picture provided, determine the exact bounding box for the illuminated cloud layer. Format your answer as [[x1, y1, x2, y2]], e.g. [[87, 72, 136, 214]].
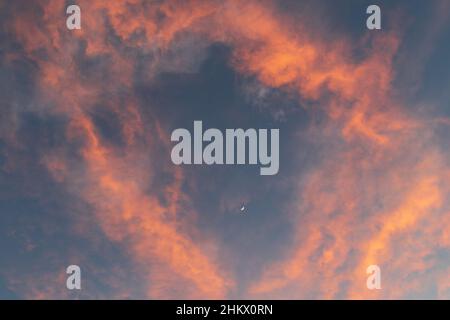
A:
[[1, 0, 449, 299]]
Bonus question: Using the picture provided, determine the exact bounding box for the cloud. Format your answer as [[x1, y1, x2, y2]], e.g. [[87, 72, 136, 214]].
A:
[[2, 0, 449, 299], [4, 0, 233, 299]]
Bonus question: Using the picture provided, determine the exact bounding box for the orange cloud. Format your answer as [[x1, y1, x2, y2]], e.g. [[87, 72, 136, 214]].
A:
[[7, 0, 450, 299], [11, 0, 234, 299]]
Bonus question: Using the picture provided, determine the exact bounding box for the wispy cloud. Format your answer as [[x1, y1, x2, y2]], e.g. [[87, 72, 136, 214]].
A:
[[1, 0, 449, 299]]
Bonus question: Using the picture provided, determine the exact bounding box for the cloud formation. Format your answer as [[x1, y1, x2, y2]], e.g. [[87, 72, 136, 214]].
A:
[[1, 0, 449, 299]]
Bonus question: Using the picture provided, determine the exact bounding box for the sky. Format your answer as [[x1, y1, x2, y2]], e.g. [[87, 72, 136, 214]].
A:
[[0, 0, 450, 299]]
